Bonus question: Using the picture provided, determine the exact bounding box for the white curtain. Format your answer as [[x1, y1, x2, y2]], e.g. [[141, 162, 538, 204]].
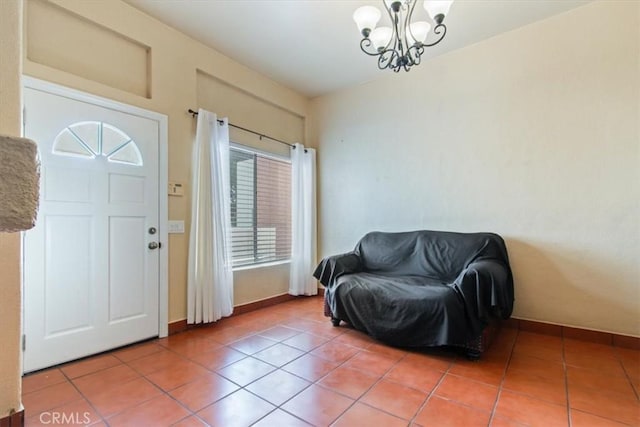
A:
[[187, 109, 234, 323], [289, 143, 318, 296]]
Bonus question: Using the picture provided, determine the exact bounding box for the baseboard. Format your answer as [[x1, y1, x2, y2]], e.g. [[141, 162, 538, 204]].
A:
[[0, 409, 24, 427], [168, 292, 305, 335], [505, 317, 640, 350]]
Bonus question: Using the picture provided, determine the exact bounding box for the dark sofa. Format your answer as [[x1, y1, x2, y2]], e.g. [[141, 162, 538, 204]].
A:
[[313, 230, 514, 358]]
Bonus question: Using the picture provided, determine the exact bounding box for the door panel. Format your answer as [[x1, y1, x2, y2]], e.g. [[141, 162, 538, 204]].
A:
[[23, 86, 161, 372]]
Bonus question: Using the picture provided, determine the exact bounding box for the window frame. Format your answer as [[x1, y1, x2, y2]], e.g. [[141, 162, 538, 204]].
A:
[[229, 142, 292, 270]]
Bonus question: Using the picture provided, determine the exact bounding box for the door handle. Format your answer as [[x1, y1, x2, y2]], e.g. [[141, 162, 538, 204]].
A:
[[148, 242, 159, 250]]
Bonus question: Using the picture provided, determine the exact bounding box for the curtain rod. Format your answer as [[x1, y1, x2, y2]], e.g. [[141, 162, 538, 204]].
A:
[[188, 109, 294, 148]]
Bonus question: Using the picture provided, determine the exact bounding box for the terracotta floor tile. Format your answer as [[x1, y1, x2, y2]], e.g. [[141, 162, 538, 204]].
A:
[[22, 381, 83, 417], [170, 415, 210, 427], [567, 366, 636, 398], [361, 378, 427, 420], [564, 352, 627, 377], [434, 373, 499, 412], [402, 350, 455, 373], [189, 346, 247, 371], [569, 384, 640, 425], [282, 353, 340, 382], [246, 369, 311, 406], [384, 359, 444, 393], [207, 325, 256, 345], [310, 340, 360, 363], [616, 347, 640, 380], [60, 354, 122, 379], [489, 415, 529, 427], [502, 369, 567, 405], [317, 366, 380, 399], [281, 384, 353, 426], [564, 338, 618, 359], [342, 349, 401, 376], [107, 394, 190, 427], [446, 359, 505, 386], [366, 342, 408, 359], [112, 342, 165, 363], [72, 364, 141, 396], [283, 318, 326, 333], [169, 372, 239, 412], [145, 360, 211, 391], [414, 395, 491, 427], [257, 325, 301, 341], [512, 341, 563, 362], [22, 368, 67, 394], [126, 350, 188, 376], [252, 343, 306, 367], [197, 389, 275, 427], [228, 334, 278, 355], [570, 409, 630, 427], [494, 390, 568, 427], [163, 337, 222, 359], [507, 353, 564, 381], [282, 332, 329, 352], [216, 356, 275, 386], [252, 409, 311, 427], [306, 323, 349, 340], [334, 402, 407, 427], [84, 377, 162, 418], [331, 330, 376, 349], [516, 331, 563, 350]]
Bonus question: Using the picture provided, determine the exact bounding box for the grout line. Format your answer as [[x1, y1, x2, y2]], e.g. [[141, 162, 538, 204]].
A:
[[487, 328, 518, 426], [562, 333, 573, 427]]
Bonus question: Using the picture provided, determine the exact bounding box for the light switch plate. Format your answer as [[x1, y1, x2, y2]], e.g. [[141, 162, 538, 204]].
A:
[[168, 220, 185, 234]]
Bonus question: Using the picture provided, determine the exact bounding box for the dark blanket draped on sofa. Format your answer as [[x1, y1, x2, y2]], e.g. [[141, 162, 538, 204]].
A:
[[313, 230, 514, 348]]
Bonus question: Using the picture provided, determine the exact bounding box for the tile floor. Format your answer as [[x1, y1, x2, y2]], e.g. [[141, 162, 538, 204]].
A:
[[22, 296, 640, 426]]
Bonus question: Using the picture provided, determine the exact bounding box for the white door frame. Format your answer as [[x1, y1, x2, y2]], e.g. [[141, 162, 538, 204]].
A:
[[22, 76, 169, 339]]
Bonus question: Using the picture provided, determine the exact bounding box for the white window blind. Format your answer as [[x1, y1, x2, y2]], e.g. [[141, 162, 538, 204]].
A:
[[230, 147, 292, 267]]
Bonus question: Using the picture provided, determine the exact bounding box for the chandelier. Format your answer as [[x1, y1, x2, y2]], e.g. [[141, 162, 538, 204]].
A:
[[353, 0, 453, 72]]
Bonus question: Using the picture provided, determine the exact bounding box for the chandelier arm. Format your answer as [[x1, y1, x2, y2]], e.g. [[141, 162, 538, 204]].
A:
[[378, 48, 400, 70], [385, 0, 400, 53], [360, 38, 382, 56], [405, 0, 418, 48], [407, 44, 424, 66], [423, 23, 447, 47]]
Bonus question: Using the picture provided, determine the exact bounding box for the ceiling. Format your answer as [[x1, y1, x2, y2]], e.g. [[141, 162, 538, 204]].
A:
[[124, 0, 592, 98]]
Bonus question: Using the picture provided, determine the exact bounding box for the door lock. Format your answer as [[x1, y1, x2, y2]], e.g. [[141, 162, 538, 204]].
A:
[[148, 227, 157, 235]]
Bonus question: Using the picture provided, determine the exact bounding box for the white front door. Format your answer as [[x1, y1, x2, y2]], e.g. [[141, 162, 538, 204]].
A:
[[23, 85, 163, 372]]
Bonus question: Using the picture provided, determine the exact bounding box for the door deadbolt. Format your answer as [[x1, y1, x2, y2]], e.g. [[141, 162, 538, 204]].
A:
[[148, 227, 157, 235]]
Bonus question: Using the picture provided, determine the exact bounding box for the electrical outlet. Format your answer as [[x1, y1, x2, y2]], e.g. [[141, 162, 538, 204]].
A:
[[168, 220, 185, 234]]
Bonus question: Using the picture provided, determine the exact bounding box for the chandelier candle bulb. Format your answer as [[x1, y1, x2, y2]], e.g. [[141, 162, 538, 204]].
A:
[[353, 5, 382, 36], [408, 21, 431, 44], [370, 27, 393, 51], [424, 0, 454, 24], [353, 0, 453, 72]]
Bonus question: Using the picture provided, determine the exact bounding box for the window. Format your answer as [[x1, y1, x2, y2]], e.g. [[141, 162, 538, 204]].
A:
[[230, 146, 291, 268], [52, 121, 143, 166]]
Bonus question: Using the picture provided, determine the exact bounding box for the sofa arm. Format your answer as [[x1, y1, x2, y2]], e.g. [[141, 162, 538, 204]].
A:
[[313, 252, 363, 288], [454, 259, 514, 322]]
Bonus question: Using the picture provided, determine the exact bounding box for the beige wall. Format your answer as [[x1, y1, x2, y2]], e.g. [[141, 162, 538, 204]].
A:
[[310, 1, 639, 336], [0, 0, 24, 418], [21, 0, 309, 323]]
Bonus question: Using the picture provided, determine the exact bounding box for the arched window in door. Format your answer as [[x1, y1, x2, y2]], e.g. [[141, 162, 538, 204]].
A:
[[52, 121, 143, 166]]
